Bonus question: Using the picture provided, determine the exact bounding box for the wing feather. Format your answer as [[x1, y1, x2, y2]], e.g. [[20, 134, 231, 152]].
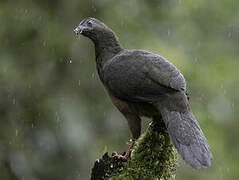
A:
[[103, 50, 186, 102]]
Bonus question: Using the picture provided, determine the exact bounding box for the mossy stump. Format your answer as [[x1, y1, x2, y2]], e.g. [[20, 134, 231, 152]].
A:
[[91, 117, 178, 180]]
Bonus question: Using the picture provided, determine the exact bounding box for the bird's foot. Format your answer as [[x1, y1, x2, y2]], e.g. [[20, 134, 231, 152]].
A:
[[111, 140, 135, 167], [111, 152, 129, 162]]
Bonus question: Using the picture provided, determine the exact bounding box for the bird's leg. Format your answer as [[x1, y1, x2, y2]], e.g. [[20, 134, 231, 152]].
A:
[[111, 140, 135, 165], [111, 113, 140, 165], [108, 96, 141, 165], [124, 140, 135, 161]]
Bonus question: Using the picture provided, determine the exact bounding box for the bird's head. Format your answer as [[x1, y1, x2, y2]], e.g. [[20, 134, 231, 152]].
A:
[[74, 17, 115, 43]]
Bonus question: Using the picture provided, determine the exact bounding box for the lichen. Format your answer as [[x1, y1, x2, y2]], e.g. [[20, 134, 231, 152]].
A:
[[108, 118, 178, 180]]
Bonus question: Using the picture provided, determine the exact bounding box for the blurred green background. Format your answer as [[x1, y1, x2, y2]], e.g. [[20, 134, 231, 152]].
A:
[[0, 0, 238, 179]]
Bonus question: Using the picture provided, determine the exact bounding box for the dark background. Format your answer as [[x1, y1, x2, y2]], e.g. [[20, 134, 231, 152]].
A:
[[1, 0, 238, 179]]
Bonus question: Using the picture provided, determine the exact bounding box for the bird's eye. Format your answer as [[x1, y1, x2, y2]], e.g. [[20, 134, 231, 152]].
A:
[[87, 21, 92, 27]]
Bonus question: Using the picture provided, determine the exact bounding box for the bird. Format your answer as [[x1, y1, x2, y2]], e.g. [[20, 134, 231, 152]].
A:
[[74, 17, 212, 169]]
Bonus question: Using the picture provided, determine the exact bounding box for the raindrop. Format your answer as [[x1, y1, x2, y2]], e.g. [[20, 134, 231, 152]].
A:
[[223, 89, 226, 94], [78, 80, 81, 86], [91, 0, 97, 12], [92, 6, 97, 12], [92, 73, 95, 78], [167, 29, 171, 36], [13, 98, 16, 105], [43, 41, 46, 47], [194, 57, 198, 63], [228, 32, 232, 38], [103, 146, 108, 155], [55, 112, 61, 123], [15, 129, 18, 137], [199, 94, 204, 101], [197, 41, 201, 48]]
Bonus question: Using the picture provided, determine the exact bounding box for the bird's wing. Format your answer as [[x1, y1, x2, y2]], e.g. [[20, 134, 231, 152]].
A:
[[103, 50, 186, 102]]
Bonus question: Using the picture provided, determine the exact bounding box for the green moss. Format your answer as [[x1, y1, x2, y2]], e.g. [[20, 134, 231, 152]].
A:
[[108, 117, 178, 180]]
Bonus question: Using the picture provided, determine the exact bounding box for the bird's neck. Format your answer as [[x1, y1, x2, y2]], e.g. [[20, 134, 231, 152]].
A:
[[94, 37, 123, 81], [94, 38, 122, 62]]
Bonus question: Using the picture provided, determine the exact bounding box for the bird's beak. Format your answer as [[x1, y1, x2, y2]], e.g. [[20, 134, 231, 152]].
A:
[[74, 25, 85, 35]]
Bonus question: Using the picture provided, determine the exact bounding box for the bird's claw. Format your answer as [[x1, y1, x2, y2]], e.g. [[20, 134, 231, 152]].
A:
[[110, 141, 135, 167], [110, 152, 131, 167]]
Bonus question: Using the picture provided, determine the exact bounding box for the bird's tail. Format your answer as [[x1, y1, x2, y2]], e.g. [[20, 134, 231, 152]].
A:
[[155, 92, 212, 169]]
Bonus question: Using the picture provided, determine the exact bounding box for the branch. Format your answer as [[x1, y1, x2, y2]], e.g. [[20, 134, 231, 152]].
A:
[[91, 116, 178, 180]]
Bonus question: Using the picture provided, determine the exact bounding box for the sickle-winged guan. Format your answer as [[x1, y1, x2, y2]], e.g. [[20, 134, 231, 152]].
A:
[[74, 17, 212, 169]]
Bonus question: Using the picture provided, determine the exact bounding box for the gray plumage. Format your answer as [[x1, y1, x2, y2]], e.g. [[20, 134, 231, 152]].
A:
[[74, 17, 212, 169]]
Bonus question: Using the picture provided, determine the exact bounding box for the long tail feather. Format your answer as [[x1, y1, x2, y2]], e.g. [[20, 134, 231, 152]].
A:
[[156, 93, 212, 169]]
